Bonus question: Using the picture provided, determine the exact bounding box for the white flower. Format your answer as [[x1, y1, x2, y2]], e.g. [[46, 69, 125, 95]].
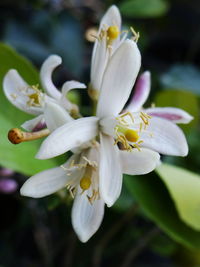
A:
[[90, 5, 129, 97], [3, 55, 86, 132], [36, 40, 164, 208], [21, 143, 104, 243]]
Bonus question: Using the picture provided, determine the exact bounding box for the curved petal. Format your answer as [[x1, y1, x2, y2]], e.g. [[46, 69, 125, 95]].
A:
[[97, 40, 141, 118], [72, 189, 104, 242], [36, 117, 99, 159], [40, 55, 62, 100], [3, 69, 42, 115], [145, 107, 193, 124], [99, 133, 122, 207], [60, 80, 86, 111], [44, 101, 73, 132], [21, 114, 45, 131], [126, 71, 151, 112], [120, 148, 160, 175], [141, 117, 188, 156], [20, 166, 68, 198]]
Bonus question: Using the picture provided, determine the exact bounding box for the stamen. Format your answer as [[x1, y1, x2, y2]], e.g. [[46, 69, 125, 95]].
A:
[[130, 27, 140, 42], [8, 128, 50, 144]]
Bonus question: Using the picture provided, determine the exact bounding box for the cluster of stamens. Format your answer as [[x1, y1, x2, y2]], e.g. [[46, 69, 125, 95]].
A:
[[114, 111, 151, 151], [61, 156, 99, 204]]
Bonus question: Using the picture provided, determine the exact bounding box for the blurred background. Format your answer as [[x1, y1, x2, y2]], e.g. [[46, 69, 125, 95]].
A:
[[0, 0, 200, 266]]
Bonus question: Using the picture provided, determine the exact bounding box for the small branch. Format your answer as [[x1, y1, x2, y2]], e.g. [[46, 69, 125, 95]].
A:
[[121, 227, 160, 267], [92, 204, 139, 267]]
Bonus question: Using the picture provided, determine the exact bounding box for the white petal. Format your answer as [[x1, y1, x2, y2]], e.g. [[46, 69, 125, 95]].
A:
[[145, 107, 193, 124], [44, 101, 73, 132], [141, 117, 188, 156], [120, 148, 160, 175], [40, 55, 62, 100], [126, 71, 151, 112], [36, 117, 99, 159], [72, 189, 104, 242], [97, 40, 141, 118], [99, 134, 122, 207], [20, 166, 68, 198], [3, 69, 42, 115], [100, 5, 121, 29], [21, 114, 45, 131], [60, 80, 86, 111]]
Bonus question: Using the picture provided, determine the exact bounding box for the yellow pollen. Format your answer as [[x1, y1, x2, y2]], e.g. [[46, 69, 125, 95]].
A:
[[125, 129, 139, 143], [80, 176, 91, 191], [29, 93, 40, 105], [107, 26, 119, 40]]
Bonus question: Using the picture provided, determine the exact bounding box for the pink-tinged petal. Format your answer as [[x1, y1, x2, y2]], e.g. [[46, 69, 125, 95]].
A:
[[21, 114, 45, 131], [40, 55, 62, 100], [97, 40, 141, 118], [99, 133, 122, 207], [145, 107, 193, 124], [72, 189, 104, 243], [141, 117, 188, 156], [3, 69, 43, 115], [36, 117, 99, 159], [126, 71, 151, 112], [44, 102, 73, 132], [120, 148, 160, 175], [60, 80, 86, 111]]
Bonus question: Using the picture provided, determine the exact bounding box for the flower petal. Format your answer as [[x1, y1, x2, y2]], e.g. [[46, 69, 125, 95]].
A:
[[40, 55, 62, 100], [99, 133, 122, 207], [126, 71, 151, 112], [97, 39, 141, 118], [100, 5, 121, 29], [145, 107, 193, 124], [141, 117, 188, 156], [20, 166, 67, 198], [60, 80, 86, 111], [36, 117, 99, 159], [3, 69, 42, 115], [72, 189, 104, 242], [20, 154, 82, 198], [120, 148, 160, 175], [44, 101, 73, 132], [21, 114, 45, 131]]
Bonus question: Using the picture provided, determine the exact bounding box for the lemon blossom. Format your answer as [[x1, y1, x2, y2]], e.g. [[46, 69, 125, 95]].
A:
[[90, 5, 129, 97], [3, 55, 86, 132], [36, 39, 163, 208], [21, 143, 104, 243]]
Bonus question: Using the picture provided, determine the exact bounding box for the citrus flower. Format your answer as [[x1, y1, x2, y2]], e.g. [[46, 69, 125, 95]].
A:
[[36, 39, 167, 208], [89, 5, 132, 99], [3, 54, 86, 132]]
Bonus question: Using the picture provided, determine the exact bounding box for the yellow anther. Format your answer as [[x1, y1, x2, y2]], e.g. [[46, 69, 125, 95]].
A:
[[29, 93, 40, 105], [80, 176, 91, 191], [125, 129, 139, 143], [107, 26, 119, 40]]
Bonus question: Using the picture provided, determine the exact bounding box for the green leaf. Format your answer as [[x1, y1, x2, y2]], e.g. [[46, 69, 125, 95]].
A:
[[124, 173, 200, 249], [0, 43, 64, 175], [154, 90, 199, 131], [119, 0, 169, 18], [156, 164, 200, 231]]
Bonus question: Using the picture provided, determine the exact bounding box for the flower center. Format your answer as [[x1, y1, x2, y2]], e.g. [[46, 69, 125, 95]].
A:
[[80, 165, 93, 191], [26, 85, 43, 107], [107, 26, 119, 41], [114, 111, 151, 151]]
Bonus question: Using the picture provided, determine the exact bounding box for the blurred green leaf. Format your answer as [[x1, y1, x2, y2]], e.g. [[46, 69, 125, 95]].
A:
[[119, 0, 169, 18], [156, 164, 200, 231], [160, 64, 200, 96], [0, 43, 64, 175], [124, 172, 200, 249], [154, 90, 199, 131]]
